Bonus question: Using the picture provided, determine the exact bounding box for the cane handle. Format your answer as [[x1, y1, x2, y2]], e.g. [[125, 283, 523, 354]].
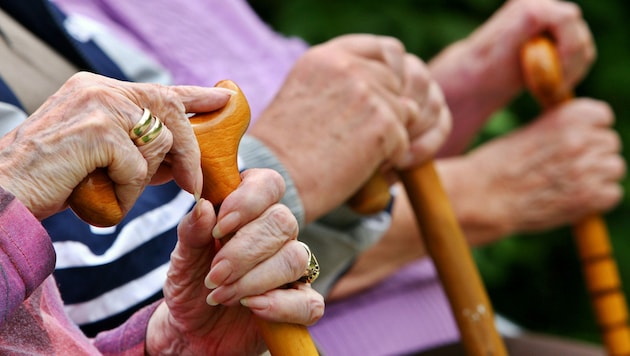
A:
[[191, 80, 319, 356]]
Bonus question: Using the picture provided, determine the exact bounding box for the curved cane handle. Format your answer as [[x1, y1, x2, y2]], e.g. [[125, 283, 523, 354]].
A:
[[69, 168, 122, 227], [522, 35, 630, 355], [191, 80, 319, 356], [190, 80, 249, 204]]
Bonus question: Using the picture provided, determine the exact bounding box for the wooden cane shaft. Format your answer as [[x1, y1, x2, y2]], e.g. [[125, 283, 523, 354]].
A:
[[191, 80, 319, 356], [254, 319, 319, 355], [522, 36, 630, 355], [575, 215, 630, 355], [401, 161, 507, 356]]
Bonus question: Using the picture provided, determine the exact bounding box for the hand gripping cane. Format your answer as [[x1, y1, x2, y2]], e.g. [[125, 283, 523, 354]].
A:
[[521, 35, 630, 356], [349, 101, 507, 354], [70, 80, 319, 355]]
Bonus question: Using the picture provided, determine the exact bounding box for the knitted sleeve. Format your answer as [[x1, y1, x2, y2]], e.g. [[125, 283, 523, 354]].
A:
[[237, 135, 393, 296]]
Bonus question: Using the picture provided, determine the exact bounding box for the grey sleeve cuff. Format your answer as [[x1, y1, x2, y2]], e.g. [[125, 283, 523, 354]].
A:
[[238, 135, 393, 297], [238, 135, 306, 228], [302, 206, 392, 296]]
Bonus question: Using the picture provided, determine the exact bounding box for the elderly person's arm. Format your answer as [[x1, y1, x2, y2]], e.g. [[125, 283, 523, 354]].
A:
[[0, 72, 324, 355]]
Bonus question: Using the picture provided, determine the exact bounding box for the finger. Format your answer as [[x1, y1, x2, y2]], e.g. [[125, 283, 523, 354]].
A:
[[242, 283, 325, 326], [118, 110, 176, 210], [167, 199, 218, 297], [206, 204, 299, 291], [546, 2, 596, 88], [89, 105, 163, 214], [398, 99, 452, 169], [126, 83, 233, 196], [213, 168, 286, 239], [207, 239, 307, 306], [400, 54, 431, 106], [332, 35, 406, 80], [410, 81, 445, 138]]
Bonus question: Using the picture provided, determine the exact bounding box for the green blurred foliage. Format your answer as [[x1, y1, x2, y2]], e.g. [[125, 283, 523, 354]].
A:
[[250, 0, 630, 344]]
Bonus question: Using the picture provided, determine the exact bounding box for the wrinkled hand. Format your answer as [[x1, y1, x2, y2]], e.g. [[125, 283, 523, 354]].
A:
[[459, 98, 624, 236], [250, 34, 450, 222], [146, 169, 324, 355], [0, 72, 232, 220], [431, 0, 594, 155], [330, 98, 625, 300]]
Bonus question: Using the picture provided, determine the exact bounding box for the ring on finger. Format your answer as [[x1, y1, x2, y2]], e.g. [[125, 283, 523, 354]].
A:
[[297, 241, 320, 284], [129, 108, 163, 146]]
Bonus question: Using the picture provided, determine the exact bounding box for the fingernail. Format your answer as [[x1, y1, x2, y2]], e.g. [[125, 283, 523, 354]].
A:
[[206, 260, 230, 288], [192, 198, 205, 221], [194, 170, 203, 202], [213, 87, 237, 96], [204, 273, 218, 289], [212, 211, 241, 239], [206, 292, 219, 306], [240, 296, 270, 310]]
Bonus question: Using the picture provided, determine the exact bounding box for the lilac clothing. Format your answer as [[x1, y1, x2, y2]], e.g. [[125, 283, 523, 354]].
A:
[[55, 0, 309, 121], [310, 259, 460, 355], [0, 188, 157, 355]]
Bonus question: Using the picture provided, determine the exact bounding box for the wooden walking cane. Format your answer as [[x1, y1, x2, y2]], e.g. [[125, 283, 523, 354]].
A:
[[69, 80, 319, 355], [521, 35, 630, 356], [349, 106, 507, 354], [399, 162, 508, 356]]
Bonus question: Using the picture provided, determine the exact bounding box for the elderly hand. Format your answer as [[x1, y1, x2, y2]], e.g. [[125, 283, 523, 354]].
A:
[[329, 98, 625, 300], [455, 98, 625, 238], [431, 0, 594, 155], [146, 168, 324, 355], [0, 72, 232, 220], [250, 34, 451, 222]]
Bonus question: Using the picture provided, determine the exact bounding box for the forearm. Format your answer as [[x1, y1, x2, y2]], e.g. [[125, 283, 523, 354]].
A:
[[429, 40, 520, 157], [437, 156, 513, 245], [94, 300, 161, 355], [0, 188, 56, 324], [328, 157, 512, 300]]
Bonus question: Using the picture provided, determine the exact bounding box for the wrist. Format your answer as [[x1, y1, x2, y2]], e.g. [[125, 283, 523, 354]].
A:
[[146, 302, 186, 355], [430, 40, 520, 157], [437, 156, 512, 246]]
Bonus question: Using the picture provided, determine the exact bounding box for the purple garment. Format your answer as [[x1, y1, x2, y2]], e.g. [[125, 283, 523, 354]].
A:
[[309, 259, 459, 355], [52, 1, 462, 354], [55, 0, 309, 121], [0, 188, 157, 355]]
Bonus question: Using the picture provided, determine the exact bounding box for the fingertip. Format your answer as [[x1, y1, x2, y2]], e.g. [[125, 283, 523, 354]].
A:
[[240, 295, 270, 310], [212, 211, 241, 239]]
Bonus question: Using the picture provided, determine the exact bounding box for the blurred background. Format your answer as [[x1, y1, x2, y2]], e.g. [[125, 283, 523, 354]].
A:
[[249, 0, 630, 345]]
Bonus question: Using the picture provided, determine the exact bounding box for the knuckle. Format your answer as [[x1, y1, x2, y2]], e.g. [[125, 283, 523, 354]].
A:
[[380, 36, 406, 55], [65, 71, 95, 87], [265, 204, 299, 239], [285, 243, 308, 280], [562, 1, 582, 20], [306, 293, 325, 325]]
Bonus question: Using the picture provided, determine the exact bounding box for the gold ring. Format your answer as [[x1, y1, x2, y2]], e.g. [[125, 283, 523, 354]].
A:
[[297, 241, 319, 284], [130, 108, 163, 146]]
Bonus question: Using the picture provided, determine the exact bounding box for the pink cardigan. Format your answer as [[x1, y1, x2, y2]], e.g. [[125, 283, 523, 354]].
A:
[[0, 188, 158, 355]]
